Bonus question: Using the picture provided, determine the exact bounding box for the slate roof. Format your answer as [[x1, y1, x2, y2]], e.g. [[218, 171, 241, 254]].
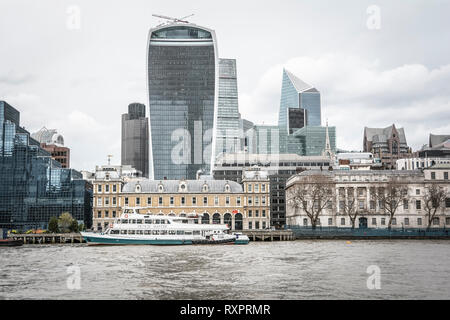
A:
[[122, 179, 243, 193]]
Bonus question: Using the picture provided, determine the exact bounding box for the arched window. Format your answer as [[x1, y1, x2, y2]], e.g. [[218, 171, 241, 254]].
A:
[[234, 213, 243, 230], [224, 213, 232, 228], [213, 213, 221, 224], [201, 213, 210, 224]]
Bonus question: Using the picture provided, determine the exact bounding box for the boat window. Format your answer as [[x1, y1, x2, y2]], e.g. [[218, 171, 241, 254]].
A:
[[120, 230, 127, 235], [131, 219, 136, 224], [169, 230, 176, 235], [145, 219, 152, 224], [185, 231, 192, 235], [110, 230, 119, 235], [144, 230, 151, 235], [122, 219, 128, 224], [160, 230, 167, 235], [152, 230, 159, 235], [155, 219, 161, 224], [176, 230, 184, 235], [160, 220, 166, 224], [136, 230, 143, 235], [193, 230, 200, 235], [128, 230, 136, 235], [137, 219, 143, 224]]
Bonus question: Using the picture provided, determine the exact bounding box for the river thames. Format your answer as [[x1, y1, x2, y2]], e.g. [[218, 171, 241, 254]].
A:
[[1, 240, 449, 300]]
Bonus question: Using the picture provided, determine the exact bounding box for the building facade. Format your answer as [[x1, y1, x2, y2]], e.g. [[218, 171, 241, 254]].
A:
[[215, 58, 242, 157], [363, 124, 411, 169], [84, 164, 142, 231], [31, 127, 70, 168], [285, 167, 450, 229], [121, 103, 149, 177], [147, 23, 218, 180], [278, 69, 321, 128], [0, 101, 92, 230], [213, 153, 333, 228]]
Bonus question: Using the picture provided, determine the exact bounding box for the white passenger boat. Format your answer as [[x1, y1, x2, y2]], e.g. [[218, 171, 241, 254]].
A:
[[81, 208, 249, 245]]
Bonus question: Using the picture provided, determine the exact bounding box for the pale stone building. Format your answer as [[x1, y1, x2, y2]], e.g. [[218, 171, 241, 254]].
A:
[[285, 165, 450, 229]]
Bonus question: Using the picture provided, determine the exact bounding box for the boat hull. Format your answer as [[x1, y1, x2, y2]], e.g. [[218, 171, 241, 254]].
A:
[[0, 239, 24, 247], [82, 234, 193, 245]]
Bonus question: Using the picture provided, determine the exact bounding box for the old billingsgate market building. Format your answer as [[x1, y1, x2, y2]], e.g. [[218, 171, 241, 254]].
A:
[[91, 167, 271, 232], [285, 165, 450, 229]]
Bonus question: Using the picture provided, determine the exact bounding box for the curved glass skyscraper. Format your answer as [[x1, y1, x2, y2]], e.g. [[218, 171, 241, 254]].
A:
[[147, 24, 218, 180]]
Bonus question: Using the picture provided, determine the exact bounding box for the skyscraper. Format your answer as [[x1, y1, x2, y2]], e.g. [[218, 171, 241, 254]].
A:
[[215, 58, 241, 158], [0, 101, 92, 230], [121, 103, 149, 177], [147, 23, 218, 180], [278, 69, 321, 128]]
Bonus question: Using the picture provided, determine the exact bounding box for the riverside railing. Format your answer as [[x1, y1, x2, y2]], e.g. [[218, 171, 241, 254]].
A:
[[285, 225, 450, 238]]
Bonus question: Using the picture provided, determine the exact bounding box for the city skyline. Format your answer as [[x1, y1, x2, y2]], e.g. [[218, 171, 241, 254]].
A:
[[1, 0, 450, 172]]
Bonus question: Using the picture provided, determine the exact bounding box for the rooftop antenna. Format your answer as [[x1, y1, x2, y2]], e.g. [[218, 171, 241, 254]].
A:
[[107, 154, 113, 165], [152, 13, 194, 25]]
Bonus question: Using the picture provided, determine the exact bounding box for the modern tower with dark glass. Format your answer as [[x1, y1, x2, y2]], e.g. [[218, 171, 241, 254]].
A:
[[147, 22, 218, 180], [121, 103, 149, 177]]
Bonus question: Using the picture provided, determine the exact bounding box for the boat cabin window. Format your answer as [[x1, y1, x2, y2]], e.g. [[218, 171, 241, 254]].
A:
[[160, 219, 166, 224], [155, 219, 161, 224], [169, 230, 176, 235], [120, 230, 127, 235], [110, 230, 119, 235], [136, 230, 143, 235], [145, 219, 152, 224], [152, 230, 159, 235], [137, 219, 143, 224], [184, 231, 192, 235], [128, 230, 136, 235], [122, 219, 128, 224], [160, 230, 167, 235], [131, 219, 136, 224], [193, 230, 200, 235], [144, 230, 151, 235], [176, 230, 184, 235]]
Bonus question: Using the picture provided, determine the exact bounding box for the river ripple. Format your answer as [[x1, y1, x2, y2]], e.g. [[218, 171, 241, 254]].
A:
[[0, 240, 449, 299]]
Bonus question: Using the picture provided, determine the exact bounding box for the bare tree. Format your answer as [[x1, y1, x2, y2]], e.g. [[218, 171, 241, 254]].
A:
[[423, 184, 447, 230], [339, 188, 359, 229], [374, 177, 408, 230], [287, 173, 335, 229]]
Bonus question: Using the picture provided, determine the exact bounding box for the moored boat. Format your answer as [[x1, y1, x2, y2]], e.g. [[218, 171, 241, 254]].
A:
[[81, 207, 247, 246], [0, 239, 24, 247]]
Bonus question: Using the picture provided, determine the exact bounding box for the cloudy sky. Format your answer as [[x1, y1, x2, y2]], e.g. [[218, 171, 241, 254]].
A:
[[1, 0, 450, 171]]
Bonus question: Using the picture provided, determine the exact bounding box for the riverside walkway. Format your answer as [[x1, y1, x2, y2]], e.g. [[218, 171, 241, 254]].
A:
[[8, 233, 85, 244]]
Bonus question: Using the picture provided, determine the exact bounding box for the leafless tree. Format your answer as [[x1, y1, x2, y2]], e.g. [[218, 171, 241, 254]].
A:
[[287, 174, 335, 229], [339, 188, 359, 229], [374, 177, 408, 230], [423, 184, 447, 230]]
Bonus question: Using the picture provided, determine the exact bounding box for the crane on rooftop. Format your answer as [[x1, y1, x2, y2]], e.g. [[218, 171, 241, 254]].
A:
[[152, 14, 194, 25]]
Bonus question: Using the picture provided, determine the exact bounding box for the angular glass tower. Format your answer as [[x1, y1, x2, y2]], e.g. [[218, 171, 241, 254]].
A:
[[147, 24, 218, 180], [278, 69, 321, 128], [215, 58, 241, 158], [121, 103, 149, 177]]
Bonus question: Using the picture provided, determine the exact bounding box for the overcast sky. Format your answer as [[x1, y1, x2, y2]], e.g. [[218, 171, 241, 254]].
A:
[[1, 0, 450, 171]]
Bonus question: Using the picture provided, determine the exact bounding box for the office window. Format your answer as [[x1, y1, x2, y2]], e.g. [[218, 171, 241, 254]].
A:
[[404, 218, 409, 226], [248, 184, 252, 192], [226, 196, 230, 205], [416, 200, 421, 210], [431, 172, 436, 180], [203, 197, 208, 205], [262, 210, 266, 217], [170, 197, 174, 205], [262, 221, 266, 229], [97, 198, 102, 206], [236, 197, 241, 205], [303, 218, 308, 226], [444, 172, 448, 180], [147, 197, 152, 206], [248, 210, 252, 217], [124, 197, 128, 206], [433, 217, 440, 225], [372, 218, 377, 225], [113, 185, 117, 192], [136, 197, 140, 206], [417, 218, 422, 226], [181, 197, 185, 205], [159, 197, 163, 206], [255, 221, 260, 229], [105, 211, 109, 218], [112, 211, 116, 218], [370, 201, 376, 210], [248, 196, 252, 205], [341, 218, 345, 225], [97, 185, 102, 193], [255, 184, 259, 193], [214, 196, 219, 206], [105, 185, 110, 193], [446, 217, 450, 225], [248, 221, 252, 229], [381, 218, 385, 225], [328, 218, 332, 226], [403, 199, 408, 209], [446, 198, 450, 208], [192, 197, 197, 205], [97, 211, 102, 218], [416, 189, 420, 195], [261, 184, 266, 192], [392, 218, 397, 225]]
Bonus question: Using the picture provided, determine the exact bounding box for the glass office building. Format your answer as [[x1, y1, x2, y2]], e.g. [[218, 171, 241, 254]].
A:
[[0, 101, 93, 231], [215, 58, 241, 158], [291, 126, 336, 156], [278, 69, 321, 128], [147, 24, 218, 180], [121, 103, 149, 177]]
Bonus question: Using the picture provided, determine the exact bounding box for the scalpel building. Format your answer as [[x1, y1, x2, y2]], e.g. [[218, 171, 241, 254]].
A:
[[147, 23, 218, 180]]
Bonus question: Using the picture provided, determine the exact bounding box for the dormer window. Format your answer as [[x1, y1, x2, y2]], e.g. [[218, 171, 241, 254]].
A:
[[202, 184, 209, 192], [224, 184, 231, 192], [158, 184, 164, 192], [179, 182, 187, 192], [135, 184, 141, 193]]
